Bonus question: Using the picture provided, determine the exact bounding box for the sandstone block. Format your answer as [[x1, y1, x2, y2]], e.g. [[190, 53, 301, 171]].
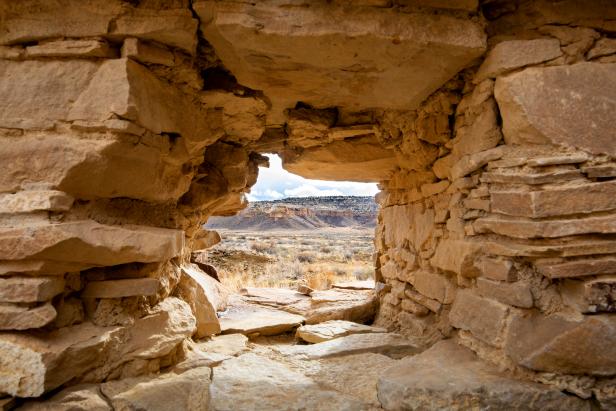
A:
[[25, 39, 117, 58], [0, 1, 197, 53], [332, 280, 375, 290], [476, 277, 533, 308], [450, 147, 505, 179], [0, 302, 56, 330], [474, 215, 616, 239], [0, 276, 65, 303], [452, 99, 502, 158], [0, 191, 74, 214], [67, 58, 222, 156], [526, 153, 589, 166], [536, 258, 616, 279], [483, 238, 616, 258], [582, 164, 616, 178], [220, 304, 305, 337], [0, 60, 100, 130], [474, 39, 562, 83], [0, 221, 183, 270], [377, 339, 589, 411], [475, 256, 516, 282], [196, 1, 485, 119], [431, 239, 482, 277], [420, 181, 450, 197], [449, 289, 510, 346], [587, 37, 616, 60], [0, 299, 194, 398], [211, 353, 367, 411], [0, 134, 194, 203], [279, 332, 420, 360], [283, 136, 397, 182], [495, 63, 616, 157], [100, 367, 210, 411], [404, 288, 442, 312], [504, 312, 616, 376], [175, 264, 225, 338], [491, 180, 616, 218], [81, 278, 159, 299], [296, 320, 387, 343], [400, 299, 430, 316], [480, 169, 582, 185], [411, 270, 456, 304], [17, 384, 111, 411], [121, 38, 175, 66]]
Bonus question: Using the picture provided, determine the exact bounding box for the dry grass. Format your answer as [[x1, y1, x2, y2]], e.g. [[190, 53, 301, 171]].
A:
[[206, 228, 375, 291]]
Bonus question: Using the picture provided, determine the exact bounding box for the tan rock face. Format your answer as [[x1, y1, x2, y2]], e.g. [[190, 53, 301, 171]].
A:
[[505, 312, 616, 376], [196, 0, 485, 121], [495, 63, 616, 156], [0, 221, 183, 269], [378, 340, 589, 411], [0, 0, 614, 405], [282, 135, 397, 182]]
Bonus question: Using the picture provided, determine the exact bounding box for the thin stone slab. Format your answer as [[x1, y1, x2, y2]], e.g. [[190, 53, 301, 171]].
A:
[[474, 214, 616, 239], [377, 340, 589, 411], [16, 384, 111, 411], [296, 320, 387, 343], [332, 280, 375, 290], [278, 332, 420, 360], [0, 276, 65, 303], [241, 287, 308, 307], [0, 221, 183, 268], [219, 304, 305, 337], [490, 180, 616, 218], [100, 367, 210, 411], [0, 302, 56, 330], [210, 353, 369, 411], [196, 333, 249, 357], [536, 258, 616, 279], [81, 278, 159, 299]]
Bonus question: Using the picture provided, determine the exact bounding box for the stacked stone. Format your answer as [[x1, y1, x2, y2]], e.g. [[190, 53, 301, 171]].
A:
[[374, 4, 616, 406], [0, 0, 265, 399]]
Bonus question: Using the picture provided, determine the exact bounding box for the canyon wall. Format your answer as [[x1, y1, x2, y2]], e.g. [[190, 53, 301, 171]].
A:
[[0, 0, 615, 407]]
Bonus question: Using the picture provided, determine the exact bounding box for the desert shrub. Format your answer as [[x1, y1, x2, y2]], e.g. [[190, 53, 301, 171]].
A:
[[306, 270, 335, 290], [353, 266, 374, 280], [297, 251, 316, 263], [250, 240, 276, 254], [319, 245, 332, 254]]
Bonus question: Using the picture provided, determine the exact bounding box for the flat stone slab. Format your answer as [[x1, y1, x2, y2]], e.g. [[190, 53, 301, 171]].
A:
[[332, 280, 375, 290], [219, 304, 305, 337], [296, 320, 387, 343], [210, 353, 369, 411], [377, 340, 590, 411], [196, 333, 249, 357], [241, 287, 308, 307], [278, 332, 420, 360]]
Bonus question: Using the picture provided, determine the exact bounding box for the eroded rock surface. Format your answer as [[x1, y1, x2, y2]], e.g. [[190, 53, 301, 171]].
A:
[[1, 0, 615, 408]]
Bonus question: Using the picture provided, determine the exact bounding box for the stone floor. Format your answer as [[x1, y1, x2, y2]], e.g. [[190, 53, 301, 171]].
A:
[[13, 287, 590, 411]]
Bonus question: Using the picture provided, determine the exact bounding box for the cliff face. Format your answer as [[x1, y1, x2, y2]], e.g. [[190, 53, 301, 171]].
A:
[[207, 196, 378, 230], [0, 0, 615, 407]]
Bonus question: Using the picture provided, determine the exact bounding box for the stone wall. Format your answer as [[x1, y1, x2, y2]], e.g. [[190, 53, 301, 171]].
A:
[[373, 3, 616, 405], [0, 0, 615, 407]]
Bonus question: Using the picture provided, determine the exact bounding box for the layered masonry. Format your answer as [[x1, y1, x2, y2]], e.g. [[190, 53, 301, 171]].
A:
[[0, 0, 615, 409]]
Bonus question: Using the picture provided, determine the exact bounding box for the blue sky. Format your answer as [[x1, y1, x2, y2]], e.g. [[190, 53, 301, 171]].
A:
[[246, 154, 379, 201]]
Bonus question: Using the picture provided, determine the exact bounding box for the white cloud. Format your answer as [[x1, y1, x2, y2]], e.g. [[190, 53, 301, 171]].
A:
[[283, 185, 344, 197], [247, 154, 379, 201]]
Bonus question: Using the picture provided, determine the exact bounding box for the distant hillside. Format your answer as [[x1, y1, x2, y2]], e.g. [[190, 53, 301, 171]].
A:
[[206, 196, 378, 230]]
